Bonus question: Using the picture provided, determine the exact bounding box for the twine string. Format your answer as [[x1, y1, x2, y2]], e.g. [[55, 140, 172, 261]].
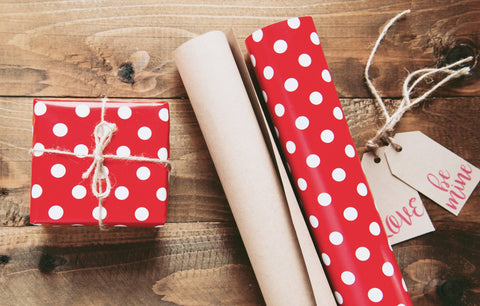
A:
[[30, 98, 170, 227], [365, 9, 473, 153]]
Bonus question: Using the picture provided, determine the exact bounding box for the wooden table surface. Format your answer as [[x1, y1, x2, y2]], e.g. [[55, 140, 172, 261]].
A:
[[0, 1, 479, 305]]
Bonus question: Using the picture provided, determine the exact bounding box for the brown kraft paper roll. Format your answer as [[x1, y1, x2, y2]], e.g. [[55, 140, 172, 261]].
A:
[[174, 31, 335, 305]]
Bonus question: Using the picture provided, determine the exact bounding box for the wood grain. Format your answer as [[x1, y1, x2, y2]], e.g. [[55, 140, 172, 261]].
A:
[[0, 0, 478, 98], [0, 223, 262, 305], [0, 1, 479, 305]]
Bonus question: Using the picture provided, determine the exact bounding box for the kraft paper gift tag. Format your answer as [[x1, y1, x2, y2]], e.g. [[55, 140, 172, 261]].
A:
[[384, 131, 480, 216], [362, 148, 435, 245]]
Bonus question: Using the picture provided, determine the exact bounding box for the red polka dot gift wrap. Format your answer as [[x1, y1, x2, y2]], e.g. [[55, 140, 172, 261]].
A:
[[30, 99, 170, 227], [246, 17, 412, 305]]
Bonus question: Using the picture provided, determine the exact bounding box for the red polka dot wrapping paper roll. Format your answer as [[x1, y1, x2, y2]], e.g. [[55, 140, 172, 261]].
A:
[[30, 99, 169, 227], [246, 17, 412, 305]]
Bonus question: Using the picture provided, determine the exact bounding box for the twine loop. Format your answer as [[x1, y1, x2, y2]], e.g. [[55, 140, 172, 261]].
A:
[[365, 9, 473, 154], [81, 120, 117, 200]]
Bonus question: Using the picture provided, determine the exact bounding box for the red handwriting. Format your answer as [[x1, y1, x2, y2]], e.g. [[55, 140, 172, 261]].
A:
[[385, 197, 425, 237], [427, 164, 473, 210]]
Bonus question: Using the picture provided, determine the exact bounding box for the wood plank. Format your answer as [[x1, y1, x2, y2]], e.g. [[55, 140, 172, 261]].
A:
[[1, 96, 479, 226], [0, 98, 480, 226], [0, 218, 478, 305], [0, 0, 478, 98], [0, 223, 264, 305], [0, 97, 231, 226]]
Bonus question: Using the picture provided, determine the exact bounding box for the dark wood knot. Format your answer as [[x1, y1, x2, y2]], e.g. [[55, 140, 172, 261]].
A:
[[38, 253, 66, 273], [118, 62, 135, 84], [439, 38, 478, 71], [436, 280, 464, 305]]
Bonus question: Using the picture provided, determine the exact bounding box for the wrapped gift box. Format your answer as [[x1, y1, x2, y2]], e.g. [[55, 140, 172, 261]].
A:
[[246, 17, 412, 305], [30, 99, 169, 227]]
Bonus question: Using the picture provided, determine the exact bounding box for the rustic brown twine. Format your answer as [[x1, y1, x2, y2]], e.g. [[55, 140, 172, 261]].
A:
[[31, 97, 171, 228], [365, 9, 473, 154]]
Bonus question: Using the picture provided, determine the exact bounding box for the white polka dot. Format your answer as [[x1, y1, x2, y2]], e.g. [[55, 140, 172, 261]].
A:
[[297, 178, 307, 191], [382, 262, 395, 276], [273, 39, 288, 54], [369, 222, 381, 236], [252, 29, 263, 42], [50, 164, 66, 178], [317, 193, 332, 206], [310, 32, 320, 45], [321, 253, 331, 266], [306, 154, 320, 168], [355, 247, 370, 261], [341, 271, 355, 285], [295, 116, 309, 130], [31, 184, 43, 198], [74, 144, 89, 158], [159, 108, 169, 122], [321, 129, 334, 143], [329, 231, 343, 245], [71, 185, 87, 199], [115, 186, 129, 200], [157, 147, 168, 160], [357, 183, 368, 196], [343, 207, 358, 221], [32, 143, 45, 157], [92, 206, 107, 220], [48, 205, 64, 220], [136, 166, 151, 180], [334, 291, 343, 305], [262, 90, 268, 102], [368, 288, 383, 302], [34, 102, 47, 116], [75, 104, 90, 118], [274, 104, 285, 117], [156, 187, 167, 201], [333, 107, 343, 120], [263, 66, 274, 80], [298, 54, 312, 67], [155, 225, 164, 228], [138, 126, 152, 140], [284, 78, 298, 92], [309, 91, 323, 105], [116, 146, 131, 157], [287, 17, 301, 29], [322, 69, 332, 82], [402, 278, 408, 292], [309, 215, 319, 228], [118, 106, 132, 119], [332, 168, 346, 182], [398, 304, 406, 306], [135, 207, 149, 221], [286, 141, 296, 154], [250, 54, 256, 67], [345, 144, 356, 158], [53, 123, 68, 137]]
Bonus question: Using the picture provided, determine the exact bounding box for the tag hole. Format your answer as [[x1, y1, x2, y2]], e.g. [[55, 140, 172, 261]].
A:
[[374, 157, 381, 163], [395, 146, 403, 152]]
